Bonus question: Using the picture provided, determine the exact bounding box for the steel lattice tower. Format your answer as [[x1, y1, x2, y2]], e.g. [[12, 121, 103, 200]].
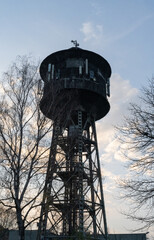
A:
[[37, 42, 111, 240]]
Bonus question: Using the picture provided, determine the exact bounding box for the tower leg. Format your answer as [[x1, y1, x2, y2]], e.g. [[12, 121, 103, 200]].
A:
[[37, 111, 108, 240], [78, 110, 84, 234], [37, 123, 60, 240], [93, 121, 108, 240]]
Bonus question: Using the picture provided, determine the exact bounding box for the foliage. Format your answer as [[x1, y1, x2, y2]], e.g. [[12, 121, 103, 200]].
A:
[[0, 206, 17, 229]]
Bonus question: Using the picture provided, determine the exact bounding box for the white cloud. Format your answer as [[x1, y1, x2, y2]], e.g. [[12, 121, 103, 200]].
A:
[[97, 73, 138, 148], [84, 72, 147, 234], [103, 168, 118, 182], [95, 74, 141, 230], [101, 139, 126, 164], [80, 22, 103, 43], [96, 74, 139, 193], [110, 73, 139, 105]]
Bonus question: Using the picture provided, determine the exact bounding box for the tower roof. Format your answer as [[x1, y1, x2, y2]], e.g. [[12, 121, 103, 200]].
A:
[[40, 47, 112, 80]]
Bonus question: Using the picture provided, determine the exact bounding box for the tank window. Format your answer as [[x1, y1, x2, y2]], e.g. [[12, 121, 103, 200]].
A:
[[47, 63, 51, 82], [51, 64, 54, 79], [48, 63, 51, 72], [56, 69, 60, 79], [47, 73, 50, 82], [90, 70, 94, 79], [66, 58, 84, 68], [79, 66, 82, 75], [85, 59, 88, 75]]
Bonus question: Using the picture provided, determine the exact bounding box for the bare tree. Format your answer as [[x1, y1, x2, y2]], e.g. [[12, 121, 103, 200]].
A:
[[116, 78, 154, 230], [0, 206, 17, 240], [0, 56, 52, 240], [0, 206, 17, 229]]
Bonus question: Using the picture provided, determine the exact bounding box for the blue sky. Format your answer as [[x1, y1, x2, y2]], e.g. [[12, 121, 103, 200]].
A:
[[0, 0, 154, 88], [0, 0, 154, 238]]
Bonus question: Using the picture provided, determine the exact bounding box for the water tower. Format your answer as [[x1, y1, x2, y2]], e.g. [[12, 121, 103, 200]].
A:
[[37, 41, 111, 240]]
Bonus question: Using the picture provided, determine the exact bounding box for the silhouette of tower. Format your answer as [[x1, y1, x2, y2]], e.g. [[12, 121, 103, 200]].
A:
[[37, 42, 111, 240]]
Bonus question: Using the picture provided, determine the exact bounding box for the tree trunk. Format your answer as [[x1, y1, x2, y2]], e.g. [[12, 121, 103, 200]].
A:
[[19, 226, 25, 240], [17, 208, 25, 240]]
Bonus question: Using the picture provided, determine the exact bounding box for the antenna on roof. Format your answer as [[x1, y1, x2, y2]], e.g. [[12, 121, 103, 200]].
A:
[[71, 40, 79, 48]]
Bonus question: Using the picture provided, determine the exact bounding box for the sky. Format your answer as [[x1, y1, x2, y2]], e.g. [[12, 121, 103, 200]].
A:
[[0, 0, 154, 238]]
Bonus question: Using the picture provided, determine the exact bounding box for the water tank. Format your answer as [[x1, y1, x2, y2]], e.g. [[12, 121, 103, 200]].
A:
[[40, 47, 111, 121]]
